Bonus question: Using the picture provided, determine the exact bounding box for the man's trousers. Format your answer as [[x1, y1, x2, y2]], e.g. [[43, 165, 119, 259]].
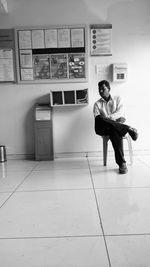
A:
[[95, 115, 130, 166]]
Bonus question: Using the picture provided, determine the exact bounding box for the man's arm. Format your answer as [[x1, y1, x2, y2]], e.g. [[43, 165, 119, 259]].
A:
[[109, 96, 125, 121], [93, 101, 109, 118]]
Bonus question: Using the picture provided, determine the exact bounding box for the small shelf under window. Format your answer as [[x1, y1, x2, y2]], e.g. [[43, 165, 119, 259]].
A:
[[50, 88, 88, 107]]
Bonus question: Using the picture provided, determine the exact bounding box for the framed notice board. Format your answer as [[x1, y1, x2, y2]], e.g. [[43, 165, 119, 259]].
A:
[[0, 29, 16, 83], [15, 25, 88, 84]]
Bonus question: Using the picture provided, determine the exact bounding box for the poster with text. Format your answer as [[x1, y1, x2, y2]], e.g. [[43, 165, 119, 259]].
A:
[[21, 68, 33, 81], [90, 24, 112, 56], [0, 49, 14, 82]]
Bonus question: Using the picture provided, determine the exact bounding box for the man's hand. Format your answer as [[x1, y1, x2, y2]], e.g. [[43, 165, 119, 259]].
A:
[[100, 110, 107, 118], [116, 117, 126, 124]]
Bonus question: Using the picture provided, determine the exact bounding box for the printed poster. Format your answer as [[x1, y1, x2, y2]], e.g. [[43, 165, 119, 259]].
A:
[[18, 31, 32, 49], [51, 54, 68, 79], [33, 55, 50, 79], [71, 28, 84, 47], [0, 49, 14, 82], [21, 69, 33, 81], [90, 24, 112, 55], [20, 50, 32, 68], [58, 29, 70, 48], [45, 29, 57, 48], [68, 53, 85, 79], [32, 30, 45, 48]]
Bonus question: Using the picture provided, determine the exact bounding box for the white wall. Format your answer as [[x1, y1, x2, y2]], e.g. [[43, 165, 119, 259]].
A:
[[0, 0, 150, 157]]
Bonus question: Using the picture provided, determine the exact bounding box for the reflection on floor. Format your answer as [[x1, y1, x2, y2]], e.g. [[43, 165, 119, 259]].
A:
[[0, 153, 150, 267]]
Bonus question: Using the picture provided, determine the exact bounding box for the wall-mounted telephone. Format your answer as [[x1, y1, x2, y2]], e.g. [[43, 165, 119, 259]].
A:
[[112, 63, 127, 82]]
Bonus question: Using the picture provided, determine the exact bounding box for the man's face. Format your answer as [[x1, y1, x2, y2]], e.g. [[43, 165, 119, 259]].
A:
[[99, 84, 110, 100]]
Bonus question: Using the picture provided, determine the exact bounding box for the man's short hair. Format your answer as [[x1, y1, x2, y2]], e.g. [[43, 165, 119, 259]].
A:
[[98, 80, 111, 92]]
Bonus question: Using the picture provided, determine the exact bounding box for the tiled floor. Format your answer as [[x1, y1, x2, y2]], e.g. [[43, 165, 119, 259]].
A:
[[0, 154, 150, 267]]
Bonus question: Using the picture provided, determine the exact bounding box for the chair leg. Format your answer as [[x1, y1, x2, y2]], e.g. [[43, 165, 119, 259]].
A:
[[103, 137, 109, 166], [124, 134, 133, 165], [127, 135, 133, 165]]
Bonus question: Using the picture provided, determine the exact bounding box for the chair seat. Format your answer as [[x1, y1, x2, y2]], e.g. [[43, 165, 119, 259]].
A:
[[102, 134, 133, 166]]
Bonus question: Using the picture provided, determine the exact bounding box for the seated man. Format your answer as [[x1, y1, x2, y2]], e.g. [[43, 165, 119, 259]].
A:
[[93, 80, 138, 174]]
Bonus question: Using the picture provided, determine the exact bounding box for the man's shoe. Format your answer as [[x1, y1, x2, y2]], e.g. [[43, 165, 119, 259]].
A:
[[128, 127, 138, 141], [119, 163, 128, 174]]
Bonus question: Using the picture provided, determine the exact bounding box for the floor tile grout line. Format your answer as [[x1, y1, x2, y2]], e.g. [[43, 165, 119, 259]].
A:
[[86, 156, 112, 267], [0, 234, 104, 240], [104, 233, 150, 237], [89, 186, 150, 190], [0, 162, 40, 210], [33, 167, 89, 172], [13, 188, 94, 193], [1, 232, 150, 240], [1, 185, 150, 194]]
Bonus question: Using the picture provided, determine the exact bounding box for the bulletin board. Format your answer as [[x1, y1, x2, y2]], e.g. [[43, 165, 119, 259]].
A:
[[15, 25, 88, 84], [0, 29, 16, 83]]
